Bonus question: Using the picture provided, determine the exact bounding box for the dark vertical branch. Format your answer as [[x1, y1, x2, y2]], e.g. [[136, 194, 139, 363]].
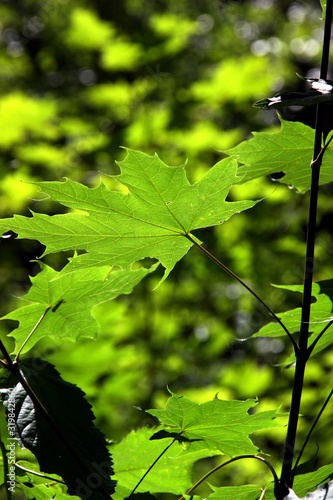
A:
[[291, 388, 333, 482], [278, 3, 332, 498]]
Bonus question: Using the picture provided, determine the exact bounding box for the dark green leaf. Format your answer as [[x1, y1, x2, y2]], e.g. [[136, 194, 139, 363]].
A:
[[253, 91, 333, 109], [253, 78, 333, 108], [1, 358, 115, 499]]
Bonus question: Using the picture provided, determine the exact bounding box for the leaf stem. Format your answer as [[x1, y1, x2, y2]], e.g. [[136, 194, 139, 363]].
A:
[[291, 388, 333, 483], [14, 462, 66, 484], [178, 455, 279, 500], [307, 319, 333, 357], [14, 306, 50, 362], [186, 234, 297, 351], [0, 339, 13, 366], [128, 437, 176, 499], [278, 1, 332, 496]]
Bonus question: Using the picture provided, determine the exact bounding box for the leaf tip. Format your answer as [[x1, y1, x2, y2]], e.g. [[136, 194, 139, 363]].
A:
[[152, 266, 172, 290], [253, 98, 271, 109]]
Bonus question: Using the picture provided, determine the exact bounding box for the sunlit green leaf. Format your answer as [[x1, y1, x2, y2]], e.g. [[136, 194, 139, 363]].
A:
[[226, 116, 333, 192], [111, 426, 216, 496], [208, 484, 263, 500], [320, 0, 327, 19], [147, 393, 281, 457], [293, 464, 333, 497], [286, 480, 333, 500], [2, 261, 155, 353], [15, 483, 81, 500], [0, 149, 257, 281], [252, 281, 333, 358]]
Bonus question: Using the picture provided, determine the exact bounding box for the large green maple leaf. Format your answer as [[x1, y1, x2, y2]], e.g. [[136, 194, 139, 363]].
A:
[[3, 261, 155, 353], [226, 116, 333, 193], [0, 149, 257, 281], [147, 393, 281, 457]]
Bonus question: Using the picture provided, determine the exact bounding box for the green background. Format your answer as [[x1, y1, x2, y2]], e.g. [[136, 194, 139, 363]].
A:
[[0, 0, 333, 497]]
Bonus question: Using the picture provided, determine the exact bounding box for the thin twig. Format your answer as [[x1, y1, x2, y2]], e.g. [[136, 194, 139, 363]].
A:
[[186, 234, 298, 352], [128, 438, 177, 499], [311, 134, 333, 167], [291, 388, 333, 482], [307, 320, 333, 358], [15, 462, 66, 484], [178, 455, 279, 500], [0, 339, 13, 366]]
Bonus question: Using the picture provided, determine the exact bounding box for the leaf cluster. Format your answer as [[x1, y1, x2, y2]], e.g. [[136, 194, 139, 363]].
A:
[[0, 1, 333, 500]]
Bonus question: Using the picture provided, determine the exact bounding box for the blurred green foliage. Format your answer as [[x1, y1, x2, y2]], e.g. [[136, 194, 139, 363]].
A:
[[0, 0, 333, 497]]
